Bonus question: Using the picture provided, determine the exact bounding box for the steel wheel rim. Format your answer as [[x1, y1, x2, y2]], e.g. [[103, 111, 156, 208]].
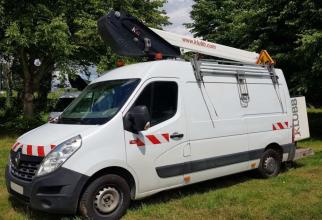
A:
[[94, 186, 120, 214], [264, 156, 277, 174]]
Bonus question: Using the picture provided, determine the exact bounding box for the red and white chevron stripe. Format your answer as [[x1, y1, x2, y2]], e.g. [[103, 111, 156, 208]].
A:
[[11, 142, 56, 157], [130, 133, 170, 147], [272, 121, 289, 131]]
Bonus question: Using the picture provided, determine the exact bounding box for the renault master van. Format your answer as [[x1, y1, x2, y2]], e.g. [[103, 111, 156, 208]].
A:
[[6, 59, 296, 219], [5, 11, 298, 220]]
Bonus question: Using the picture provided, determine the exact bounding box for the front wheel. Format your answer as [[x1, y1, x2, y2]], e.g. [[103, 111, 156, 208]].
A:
[[79, 174, 131, 220], [257, 149, 282, 178]]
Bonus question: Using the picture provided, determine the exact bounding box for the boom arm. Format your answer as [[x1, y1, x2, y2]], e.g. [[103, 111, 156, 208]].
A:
[[150, 28, 259, 64]]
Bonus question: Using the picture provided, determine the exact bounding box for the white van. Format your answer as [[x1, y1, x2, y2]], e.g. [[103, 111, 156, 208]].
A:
[[6, 59, 295, 219]]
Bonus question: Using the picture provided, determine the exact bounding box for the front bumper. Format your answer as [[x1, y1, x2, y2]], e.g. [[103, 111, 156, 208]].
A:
[[5, 164, 89, 214]]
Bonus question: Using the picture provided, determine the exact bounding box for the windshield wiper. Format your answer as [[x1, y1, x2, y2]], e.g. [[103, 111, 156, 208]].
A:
[[58, 117, 83, 124]]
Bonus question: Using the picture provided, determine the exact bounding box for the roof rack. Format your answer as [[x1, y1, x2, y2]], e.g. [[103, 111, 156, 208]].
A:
[[191, 57, 278, 84]]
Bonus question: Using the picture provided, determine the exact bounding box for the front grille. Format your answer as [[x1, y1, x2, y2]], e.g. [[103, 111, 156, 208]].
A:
[[10, 150, 43, 182], [11, 161, 40, 182]]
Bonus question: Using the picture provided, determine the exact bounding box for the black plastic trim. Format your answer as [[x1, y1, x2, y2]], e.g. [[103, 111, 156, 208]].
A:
[[5, 165, 89, 214], [156, 144, 295, 178], [282, 143, 296, 160]]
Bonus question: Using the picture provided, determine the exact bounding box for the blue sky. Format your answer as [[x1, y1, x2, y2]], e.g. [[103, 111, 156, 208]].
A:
[[163, 0, 194, 36]]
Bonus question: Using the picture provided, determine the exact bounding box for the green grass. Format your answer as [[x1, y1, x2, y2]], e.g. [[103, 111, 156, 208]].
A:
[[0, 110, 321, 220]]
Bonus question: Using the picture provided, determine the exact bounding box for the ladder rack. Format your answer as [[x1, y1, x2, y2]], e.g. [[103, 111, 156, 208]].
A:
[[191, 58, 279, 84]]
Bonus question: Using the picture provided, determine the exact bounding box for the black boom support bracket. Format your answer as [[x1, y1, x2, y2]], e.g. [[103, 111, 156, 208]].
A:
[[97, 11, 181, 58]]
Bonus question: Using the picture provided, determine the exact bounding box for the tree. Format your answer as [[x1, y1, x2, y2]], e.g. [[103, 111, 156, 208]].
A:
[[187, 0, 322, 106], [0, 0, 169, 118]]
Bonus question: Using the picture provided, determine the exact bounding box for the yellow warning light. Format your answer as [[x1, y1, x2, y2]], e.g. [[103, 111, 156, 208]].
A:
[[256, 50, 275, 65]]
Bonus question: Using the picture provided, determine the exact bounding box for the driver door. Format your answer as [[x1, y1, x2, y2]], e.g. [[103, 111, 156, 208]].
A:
[[123, 78, 189, 194]]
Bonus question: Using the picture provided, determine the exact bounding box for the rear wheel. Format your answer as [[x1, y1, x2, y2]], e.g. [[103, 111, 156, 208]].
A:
[[79, 174, 130, 220], [258, 149, 282, 178]]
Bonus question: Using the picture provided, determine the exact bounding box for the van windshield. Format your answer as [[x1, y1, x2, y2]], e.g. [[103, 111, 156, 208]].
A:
[[57, 79, 140, 125]]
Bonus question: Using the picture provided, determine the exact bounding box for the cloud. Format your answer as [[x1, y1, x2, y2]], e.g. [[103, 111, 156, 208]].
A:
[[163, 0, 194, 36]]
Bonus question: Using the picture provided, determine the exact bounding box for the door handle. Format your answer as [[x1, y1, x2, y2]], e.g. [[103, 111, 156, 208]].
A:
[[170, 132, 184, 140]]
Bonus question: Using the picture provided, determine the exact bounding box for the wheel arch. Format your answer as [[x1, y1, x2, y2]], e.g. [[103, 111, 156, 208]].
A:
[[80, 166, 137, 201], [264, 142, 283, 159]]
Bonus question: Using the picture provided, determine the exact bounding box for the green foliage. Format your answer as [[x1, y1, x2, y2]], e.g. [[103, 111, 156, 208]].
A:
[[0, 99, 43, 133], [0, 116, 44, 134], [0, 0, 169, 117], [1, 0, 168, 65], [188, 0, 322, 106]]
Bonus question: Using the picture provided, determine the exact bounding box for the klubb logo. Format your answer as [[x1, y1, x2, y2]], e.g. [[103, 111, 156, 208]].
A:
[[291, 98, 301, 138], [290, 97, 310, 141]]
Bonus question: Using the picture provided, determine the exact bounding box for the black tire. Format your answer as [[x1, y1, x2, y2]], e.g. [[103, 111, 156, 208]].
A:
[[79, 174, 131, 220], [257, 149, 282, 178]]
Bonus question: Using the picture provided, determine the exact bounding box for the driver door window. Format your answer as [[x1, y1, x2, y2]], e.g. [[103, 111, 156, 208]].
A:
[[133, 81, 178, 127]]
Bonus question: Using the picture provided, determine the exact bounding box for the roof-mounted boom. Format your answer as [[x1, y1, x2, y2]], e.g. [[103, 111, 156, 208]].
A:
[[98, 11, 274, 65]]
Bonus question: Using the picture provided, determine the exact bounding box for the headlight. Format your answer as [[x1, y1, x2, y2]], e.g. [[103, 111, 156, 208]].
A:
[[36, 135, 82, 176]]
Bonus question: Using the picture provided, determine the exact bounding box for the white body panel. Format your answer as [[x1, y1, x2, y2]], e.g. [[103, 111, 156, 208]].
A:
[[16, 60, 293, 199], [246, 69, 292, 149]]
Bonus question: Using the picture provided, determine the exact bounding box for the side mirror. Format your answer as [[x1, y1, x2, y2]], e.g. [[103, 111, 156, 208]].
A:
[[124, 105, 151, 133]]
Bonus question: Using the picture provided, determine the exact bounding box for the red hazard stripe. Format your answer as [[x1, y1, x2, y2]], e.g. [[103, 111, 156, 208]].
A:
[[130, 138, 145, 147], [37, 146, 45, 157], [277, 122, 284, 129], [27, 145, 33, 156], [146, 135, 161, 144], [136, 138, 145, 147], [272, 124, 277, 130], [12, 142, 20, 150], [50, 144, 56, 149], [285, 121, 289, 127], [162, 133, 170, 142]]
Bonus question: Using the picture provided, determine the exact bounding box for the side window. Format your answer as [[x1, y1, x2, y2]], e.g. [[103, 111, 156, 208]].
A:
[[133, 81, 178, 126]]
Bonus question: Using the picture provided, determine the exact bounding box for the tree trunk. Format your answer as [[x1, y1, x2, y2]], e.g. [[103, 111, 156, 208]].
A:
[[23, 78, 34, 118], [19, 48, 54, 118], [20, 48, 34, 119], [33, 60, 54, 114], [3, 62, 13, 109], [37, 70, 53, 112]]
